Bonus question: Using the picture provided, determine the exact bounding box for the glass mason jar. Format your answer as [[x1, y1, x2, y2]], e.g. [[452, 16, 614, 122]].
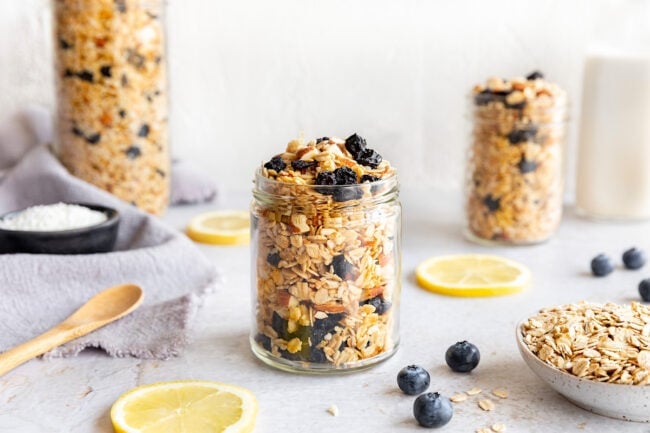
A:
[[465, 81, 568, 245], [250, 171, 402, 373], [53, 0, 170, 215]]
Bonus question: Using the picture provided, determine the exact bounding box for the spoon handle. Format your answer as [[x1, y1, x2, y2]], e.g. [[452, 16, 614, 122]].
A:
[[0, 324, 90, 377]]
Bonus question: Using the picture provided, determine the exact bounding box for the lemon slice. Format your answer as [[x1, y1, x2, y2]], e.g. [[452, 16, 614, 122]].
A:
[[111, 380, 258, 433], [186, 210, 250, 245], [415, 254, 530, 297]]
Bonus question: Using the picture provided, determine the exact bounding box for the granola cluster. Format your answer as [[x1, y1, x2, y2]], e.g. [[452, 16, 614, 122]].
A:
[[54, 0, 169, 214], [466, 72, 568, 244], [521, 302, 650, 385], [252, 135, 400, 370]]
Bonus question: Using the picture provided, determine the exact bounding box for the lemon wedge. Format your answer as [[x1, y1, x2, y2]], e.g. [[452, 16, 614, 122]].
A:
[[415, 254, 530, 297], [186, 210, 250, 245], [111, 380, 258, 433]]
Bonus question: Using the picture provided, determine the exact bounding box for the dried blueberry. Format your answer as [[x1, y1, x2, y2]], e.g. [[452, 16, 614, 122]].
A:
[[332, 254, 355, 280], [64, 68, 74, 78], [309, 347, 327, 363], [267, 252, 281, 267], [71, 126, 84, 137], [507, 126, 538, 144], [518, 158, 538, 174], [77, 70, 94, 82], [474, 89, 496, 106], [138, 123, 150, 138], [333, 187, 362, 202], [316, 171, 336, 186], [85, 133, 101, 145], [312, 313, 343, 345], [59, 38, 72, 50], [263, 156, 286, 172], [334, 167, 358, 185], [526, 70, 544, 80], [361, 174, 380, 183], [291, 160, 317, 171], [100, 65, 112, 78], [355, 148, 383, 168], [125, 145, 142, 159], [316, 137, 330, 144], [255, 333, 272, 351], [271, 311, 289, 339], [345, 133, 367, 157], [362, 296, 391, 315], [118, 109, 127, 118], [483, 194, 500, 212]]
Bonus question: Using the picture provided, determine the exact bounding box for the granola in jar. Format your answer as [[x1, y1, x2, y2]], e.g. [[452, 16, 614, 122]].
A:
[[53, 0, 169, 214], [251, 134, 401, 373], [466, 72, 568, 244]]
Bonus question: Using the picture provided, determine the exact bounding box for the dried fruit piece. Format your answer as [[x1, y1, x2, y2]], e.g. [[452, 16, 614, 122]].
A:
[[355, 148, 383, 168], [344, 133, 367, 156], [263, 156, 286, 172]]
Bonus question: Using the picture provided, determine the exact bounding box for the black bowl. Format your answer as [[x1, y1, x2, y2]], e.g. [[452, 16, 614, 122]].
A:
[[0, 203, 120, 254]]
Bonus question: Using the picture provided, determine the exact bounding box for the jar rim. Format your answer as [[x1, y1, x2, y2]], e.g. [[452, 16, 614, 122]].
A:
[[254, 168, 398, 191]]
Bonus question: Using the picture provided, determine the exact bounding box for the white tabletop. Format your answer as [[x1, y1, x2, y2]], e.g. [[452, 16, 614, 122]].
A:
[[2, 189, 650, 433]]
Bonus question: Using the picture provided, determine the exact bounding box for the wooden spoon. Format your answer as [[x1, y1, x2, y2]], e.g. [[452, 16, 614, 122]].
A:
[[0, 284, 143, 376]]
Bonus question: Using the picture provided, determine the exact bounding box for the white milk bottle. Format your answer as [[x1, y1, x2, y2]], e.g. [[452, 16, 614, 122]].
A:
[[576, 51, 650, 219]]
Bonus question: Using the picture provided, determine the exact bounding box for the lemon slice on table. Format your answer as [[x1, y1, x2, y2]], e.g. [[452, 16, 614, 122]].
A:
[[186, 210, 250, 245], [111, 380, 258, 433], [415, 254, 531, 297]]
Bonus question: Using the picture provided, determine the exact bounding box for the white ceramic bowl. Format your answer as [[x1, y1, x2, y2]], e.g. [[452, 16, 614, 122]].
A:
[[516, 321, 650, 422]]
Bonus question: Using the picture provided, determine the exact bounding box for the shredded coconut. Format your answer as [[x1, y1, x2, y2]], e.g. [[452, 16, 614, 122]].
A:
[[0, 203, 108, 231]]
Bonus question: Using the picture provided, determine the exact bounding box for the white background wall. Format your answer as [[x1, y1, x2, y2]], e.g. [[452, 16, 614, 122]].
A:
[[1, 0, 649, 195]]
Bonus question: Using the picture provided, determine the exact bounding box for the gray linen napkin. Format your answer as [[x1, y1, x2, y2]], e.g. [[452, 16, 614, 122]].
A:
[[0, 146, 220, 359]]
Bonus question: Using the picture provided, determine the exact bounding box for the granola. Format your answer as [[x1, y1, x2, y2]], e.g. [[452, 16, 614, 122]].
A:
[[251, 135, 400, 371], [521, 302, 650, 385], [54, 0, 169, 214], [466, 72, 568, 244]]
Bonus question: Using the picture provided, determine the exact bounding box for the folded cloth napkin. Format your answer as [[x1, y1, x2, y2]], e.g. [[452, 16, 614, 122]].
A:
[[0, 146, 220, 359]]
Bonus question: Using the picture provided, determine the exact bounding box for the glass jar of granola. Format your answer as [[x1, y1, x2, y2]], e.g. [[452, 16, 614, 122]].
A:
[[251, 135, 401, 373], [53, 0, 169, 214], [466, 72, 568, 245]]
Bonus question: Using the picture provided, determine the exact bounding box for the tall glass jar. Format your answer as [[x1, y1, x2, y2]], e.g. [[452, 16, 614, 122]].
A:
[[53, 0, 170, 215], [251, 171, 401, 373], [465, 74, 568, 245]]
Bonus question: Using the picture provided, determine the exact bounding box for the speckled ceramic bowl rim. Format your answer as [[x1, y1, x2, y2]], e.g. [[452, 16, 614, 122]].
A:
[[515, 318, 649, 390], [0, 202, 120, 235]]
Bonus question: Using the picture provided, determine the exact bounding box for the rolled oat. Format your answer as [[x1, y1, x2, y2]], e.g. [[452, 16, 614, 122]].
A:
[[466, 72, 568, 244], [251, 135, 401, 372], [521, 302, 650, 385], [54, 0, 169, 214]]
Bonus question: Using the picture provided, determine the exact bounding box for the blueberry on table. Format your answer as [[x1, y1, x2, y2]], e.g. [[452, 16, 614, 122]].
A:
[[483, 194, 500, 212], [397, 365, 430, 395], [413, 392, 453, 428], [518, 158, 538, 174], [623, 248, 646, 270], [639, 279, 650, 302], [263, 156, 286, 172], [355, 148, 383, 168], [344, 133, 367, 157], [445, 341, 480, 373], [591, 254, 614, 277], [526, 71, 545, 80]]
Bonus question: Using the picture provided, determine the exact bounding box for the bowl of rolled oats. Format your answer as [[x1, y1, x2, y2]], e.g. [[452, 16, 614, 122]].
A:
[[517, 302, 650, 422], [250, 134, 401, 373]]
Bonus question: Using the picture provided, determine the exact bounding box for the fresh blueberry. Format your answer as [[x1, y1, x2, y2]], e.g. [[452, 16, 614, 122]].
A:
[[591, 254, 614, 277], [291, 160, 317, 171], [397, 365, 430, 395], [445, 341, 480, 373], [332, 254, 355, 280], [345, 133, 367, 156], [518, 158, 538, 174], [483, 194, 500, 212], [263, 155, 286, 172], [355, 148, 383, 168], [526, 71, 544, 80], [623, 248, 646, 270], [639, 279, 650, 302], [413, 392, 453, 428]]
